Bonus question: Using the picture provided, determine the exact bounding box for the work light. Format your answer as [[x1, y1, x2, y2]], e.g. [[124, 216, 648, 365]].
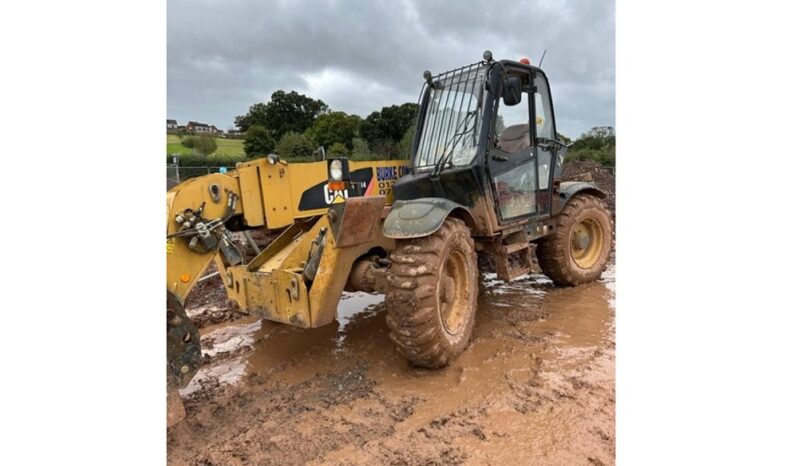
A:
[[329, 159, 343, 181]]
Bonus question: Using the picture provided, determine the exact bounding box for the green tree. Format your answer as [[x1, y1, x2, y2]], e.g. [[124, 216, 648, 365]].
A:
[[350, 137, 371, 161], [275, 131, 316, 161], [180, 135, 196, 149], [243, 125, 276, 158], [566, 126, 615, 167], [360, 103, 418, 147], [327, 142, 350, 158], [180, 135, 217, 155], [234, 102, 268, 132], [369, 139, 399, 159], [193, 135, 217, 155], [396, 126, 415, 160], [235, 90, 328, 138], [305, 111, 361, 150]]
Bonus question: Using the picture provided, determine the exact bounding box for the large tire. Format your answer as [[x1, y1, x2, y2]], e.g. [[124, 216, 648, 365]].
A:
[[385, 218, 478, 368], [536, 193, 613, 286], [167, 291, 201, 388]]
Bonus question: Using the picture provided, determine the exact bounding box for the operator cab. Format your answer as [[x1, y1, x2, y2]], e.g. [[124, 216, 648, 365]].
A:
[[393, 50, 567, 235], [487, 58, 560, 222]]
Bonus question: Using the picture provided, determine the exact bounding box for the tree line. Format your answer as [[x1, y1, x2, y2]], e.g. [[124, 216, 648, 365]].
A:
[[562, 126, 615, 167], [194, 89, 614, 167], [237, 90, 417, 161]]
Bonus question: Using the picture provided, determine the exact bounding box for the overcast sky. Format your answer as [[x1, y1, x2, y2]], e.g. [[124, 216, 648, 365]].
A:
[[167, 0, 614, 139]]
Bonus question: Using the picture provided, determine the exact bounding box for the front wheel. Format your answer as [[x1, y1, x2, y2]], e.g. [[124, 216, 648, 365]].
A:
[[536, 194, 613, 286], [385, 218, 478, 368]]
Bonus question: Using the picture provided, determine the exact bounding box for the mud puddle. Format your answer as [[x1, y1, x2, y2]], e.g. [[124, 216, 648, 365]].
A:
[[169, 265, 615, 465]]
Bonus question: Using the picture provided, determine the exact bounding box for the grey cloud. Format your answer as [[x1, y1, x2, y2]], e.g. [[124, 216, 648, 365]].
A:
[[168, 0, 614, 137]]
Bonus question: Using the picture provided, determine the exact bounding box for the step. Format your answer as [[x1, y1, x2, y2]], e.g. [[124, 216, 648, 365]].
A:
[[502, 241, 530, 255], [494, 241, 533, 282]]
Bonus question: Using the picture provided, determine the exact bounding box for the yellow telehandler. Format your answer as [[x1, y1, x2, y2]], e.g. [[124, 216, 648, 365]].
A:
[[167, 51, 613, 425]]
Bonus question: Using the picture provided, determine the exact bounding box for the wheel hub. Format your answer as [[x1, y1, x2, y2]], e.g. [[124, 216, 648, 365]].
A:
[[570, 217, 604, 269], [571, 230, 590, 250], [439, 249, 469, 336], [442, 276, 455, 304]]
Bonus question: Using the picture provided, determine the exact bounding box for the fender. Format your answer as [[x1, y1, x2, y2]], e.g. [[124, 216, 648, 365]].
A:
[[383, 198, 475, 239], [557, 181, 606, 211]]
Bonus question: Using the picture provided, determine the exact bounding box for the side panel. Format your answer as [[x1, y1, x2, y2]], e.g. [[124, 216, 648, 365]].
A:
[[237, 164, 266, 227], [258, 161, 297, 229], [294, 161, 409, 214], [251, 159, 409, 230], [391, 166, 507, 236]]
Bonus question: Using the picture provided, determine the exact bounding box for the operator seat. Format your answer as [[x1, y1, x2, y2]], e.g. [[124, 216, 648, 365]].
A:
[[496, 123, 531, 153]]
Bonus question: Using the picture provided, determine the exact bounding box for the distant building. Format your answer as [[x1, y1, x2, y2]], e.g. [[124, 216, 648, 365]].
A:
[[186, 121, 212, 134], [166, 119, 178, 130], [186, 121, 224, 135]]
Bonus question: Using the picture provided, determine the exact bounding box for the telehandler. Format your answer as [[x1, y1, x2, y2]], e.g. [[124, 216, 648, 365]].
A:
[[166, 51, 612, 425]]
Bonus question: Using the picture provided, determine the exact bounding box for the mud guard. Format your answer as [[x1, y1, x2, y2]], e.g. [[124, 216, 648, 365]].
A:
[[383, 198, 473, 239], [558, 181, 606, 207]]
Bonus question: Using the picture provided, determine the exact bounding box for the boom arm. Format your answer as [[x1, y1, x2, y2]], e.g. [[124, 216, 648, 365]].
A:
[[166, 157, 409, 304]]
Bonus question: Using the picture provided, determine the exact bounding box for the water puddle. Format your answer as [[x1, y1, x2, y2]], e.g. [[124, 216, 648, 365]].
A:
[[179, 319, 262, 396], [188, 266, 614, 421]]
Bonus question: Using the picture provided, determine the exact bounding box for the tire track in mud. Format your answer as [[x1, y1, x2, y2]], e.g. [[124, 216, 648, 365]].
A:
[[168, 266, 615, 466]]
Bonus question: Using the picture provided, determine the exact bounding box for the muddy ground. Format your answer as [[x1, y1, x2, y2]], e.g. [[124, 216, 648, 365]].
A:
[[171, 264, 615, 465], [169, 161, 616, 465]]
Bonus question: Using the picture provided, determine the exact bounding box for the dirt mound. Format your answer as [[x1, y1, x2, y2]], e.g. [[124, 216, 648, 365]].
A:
[[186, 304, 246, 329], [562, 160, 616, 216]]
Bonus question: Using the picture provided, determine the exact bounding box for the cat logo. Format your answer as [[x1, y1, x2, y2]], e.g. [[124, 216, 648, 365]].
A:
[[324, 183, 349, 204]]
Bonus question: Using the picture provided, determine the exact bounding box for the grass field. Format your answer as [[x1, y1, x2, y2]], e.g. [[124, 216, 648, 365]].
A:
[[167, 134, 245, 156]]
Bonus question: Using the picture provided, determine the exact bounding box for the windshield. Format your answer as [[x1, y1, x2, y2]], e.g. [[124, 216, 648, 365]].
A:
[[414, 63, 486, 170]]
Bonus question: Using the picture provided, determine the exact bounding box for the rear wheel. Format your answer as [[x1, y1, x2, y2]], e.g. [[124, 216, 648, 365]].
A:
[[385, 218, 478, 368], [536, 194, 613, 286], [166, 291, 201, 427]]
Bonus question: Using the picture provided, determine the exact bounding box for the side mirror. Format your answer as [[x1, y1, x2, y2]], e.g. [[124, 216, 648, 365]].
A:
[[502, 76, 522, 106]]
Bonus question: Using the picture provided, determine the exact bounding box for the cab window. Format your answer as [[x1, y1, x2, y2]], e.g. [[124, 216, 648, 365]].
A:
[[495, 84, 532, 154], [534, 75, 555, 140]]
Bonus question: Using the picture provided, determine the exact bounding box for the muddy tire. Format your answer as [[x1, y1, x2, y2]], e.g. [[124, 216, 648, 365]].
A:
[[385, 218, 478, 368], [536, 194, 613, 286], [167, 291, 202, 388]]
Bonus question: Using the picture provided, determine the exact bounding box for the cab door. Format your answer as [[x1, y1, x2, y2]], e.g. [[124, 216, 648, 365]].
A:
[[487, 71, 538, 224], [532, 72, 558, 217]]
